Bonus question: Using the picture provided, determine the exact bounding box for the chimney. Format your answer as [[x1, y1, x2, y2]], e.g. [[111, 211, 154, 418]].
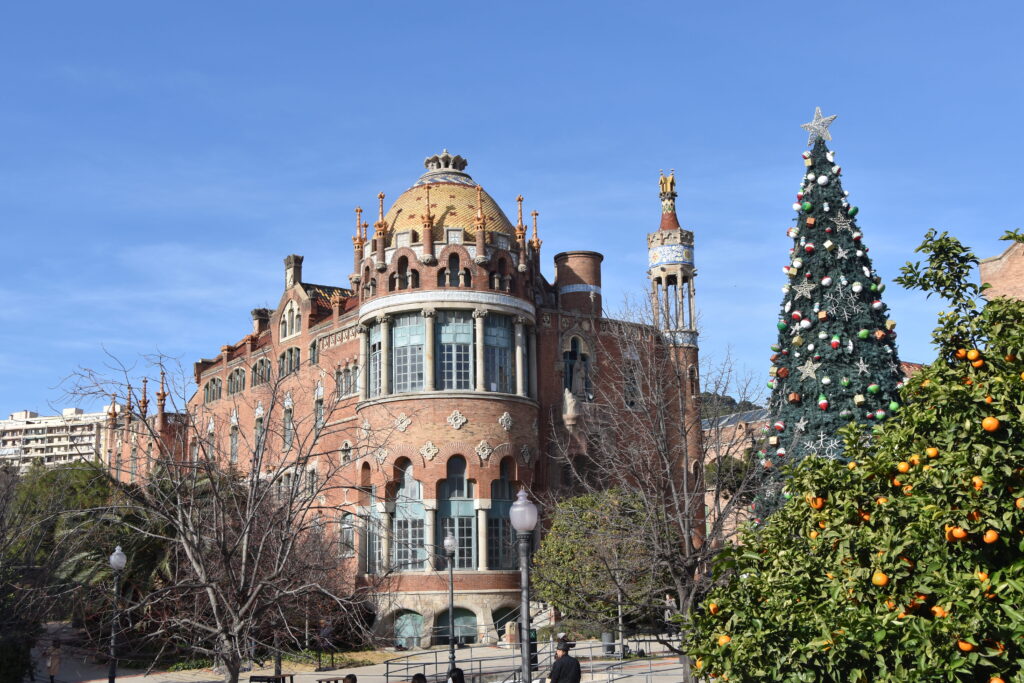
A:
[[284, 254, 304, 288], [251, 308, 271, 335]]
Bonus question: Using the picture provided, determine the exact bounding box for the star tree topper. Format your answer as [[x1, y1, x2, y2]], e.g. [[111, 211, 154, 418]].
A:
[[801, 106, 837, 146]]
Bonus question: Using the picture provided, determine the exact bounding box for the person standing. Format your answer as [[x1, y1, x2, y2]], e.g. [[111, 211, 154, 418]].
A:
[[43, 640, 62, 683], [548, 640, 580, 683]]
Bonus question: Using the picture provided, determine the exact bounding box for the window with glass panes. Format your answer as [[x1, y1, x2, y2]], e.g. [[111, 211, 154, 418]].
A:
[[314, 399, 324, 428], [392, 461, 425, 570], [391, 313, 424, 393], [283, 408, 294, 449], [484, 314, 514, 393], [487, 459, 518, 569], [362, 485, 381, 574], [230, 426, 238, 463], [369, 325, 382, 397], [439, 456, 475, 569], [437, 311, 473, 390], [339, 513, 355, 557]]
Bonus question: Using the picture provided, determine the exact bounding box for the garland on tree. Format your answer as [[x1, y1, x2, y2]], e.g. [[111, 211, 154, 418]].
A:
[[755, 108, 903, 519]]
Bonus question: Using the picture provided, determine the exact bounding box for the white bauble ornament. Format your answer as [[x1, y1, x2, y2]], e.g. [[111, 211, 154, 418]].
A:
[[826, 151, 835, 162], [817, 331, 827, 339], [856, 250, 864, 257], [852, 281, 863, 293], [817, 175, 829, 186], [821, 276, 833, 286], [800, 319, 812, 329], [807, 343, 815, 351], [823, 202, 830, 212], [792, 202, 801, 211], [822, 376, 832, 385], [792, 258, 803, 269]]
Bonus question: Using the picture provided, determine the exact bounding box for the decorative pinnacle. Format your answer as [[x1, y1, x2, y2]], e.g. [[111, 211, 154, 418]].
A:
[[474, 185, 486, 229], [800, 106, 837, 147], [374, 192, 387, 237], [658, 169, 677, 199], [353, 206, 365, 245], [515, 195, 526, 239], [139, 377, 149, 416], [108, 393, 118, 419], [156, 370, 167, 407], [530, 210, 541, 249], [422, 185, 434, 228]]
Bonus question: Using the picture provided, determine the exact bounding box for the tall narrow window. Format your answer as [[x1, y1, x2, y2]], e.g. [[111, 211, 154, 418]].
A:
[[391, 313, 424, 393], [309, 340, 320, 366], [436, 311, 473, 390], [254, 417, 264, 452], [129, 445, 138, 482], [369, 325, 382, 397], [314, 398, 324, 429], [283, 407, 294, 450], [487, 458, 517, 570], [447, 254, 461, 287], [484, 314, 514, 393], [203, 378, 222, 404], [230, 425, 239, 463], [362, 484, 381, 574], [227, 369, 246, 395], [252, 359, 271, 385], [279, 348, 301, 376], [392, 460, 425, 571], [439, 456, 475, 569], [339, 512, 355, 557]]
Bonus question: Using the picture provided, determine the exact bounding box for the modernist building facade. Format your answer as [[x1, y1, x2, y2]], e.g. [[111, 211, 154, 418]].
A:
[[109, 152, 703, 647]]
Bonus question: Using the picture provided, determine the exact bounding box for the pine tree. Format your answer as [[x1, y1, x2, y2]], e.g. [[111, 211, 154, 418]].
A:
[[756, 109, 903, 518]]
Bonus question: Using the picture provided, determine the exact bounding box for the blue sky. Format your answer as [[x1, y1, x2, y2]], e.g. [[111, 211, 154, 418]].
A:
[[2, 1, 1021, 414]]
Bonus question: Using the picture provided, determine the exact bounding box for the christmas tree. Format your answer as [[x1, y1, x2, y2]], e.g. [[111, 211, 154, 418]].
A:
[[756, 108, 903, 518]]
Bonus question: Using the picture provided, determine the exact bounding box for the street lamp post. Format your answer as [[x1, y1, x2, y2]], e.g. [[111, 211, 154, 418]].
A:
[[509, 489, 538, 683], [108, 545, 127, 683], [443, 533, 458, 676]]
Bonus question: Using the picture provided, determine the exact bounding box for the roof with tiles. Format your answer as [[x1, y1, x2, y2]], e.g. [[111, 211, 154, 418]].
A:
[[381, 151, 514, 245]]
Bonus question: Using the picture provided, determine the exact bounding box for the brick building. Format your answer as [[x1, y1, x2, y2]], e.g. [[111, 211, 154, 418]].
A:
[[109, 152, 703, 647], [980, 240, 1024, 300]]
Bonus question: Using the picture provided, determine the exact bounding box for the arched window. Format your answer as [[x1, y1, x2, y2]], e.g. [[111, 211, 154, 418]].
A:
[[203, 378, 222, 404], [339, 512, 355, 557], [439, 456, 475, 569], [309, 340, 320, 366], [436, 311, 473, 390], [487, 458, 517, 569], [391, 313, 424, 393], [280, 301, 300, 340], [227, 369, 246, 395], [688, 365, 699, 397], [360, 464, 380, 574], [484, 314, 514, 393], [391, 459, 425, 571], [283, 407, 294, 450], [278, 347, 301, 377], [397, 256, 410, 290], [447, 254, 461, 287], [369, 325, 382, 397], [563, 337, 592, 401], [252, 359, 271, 386]]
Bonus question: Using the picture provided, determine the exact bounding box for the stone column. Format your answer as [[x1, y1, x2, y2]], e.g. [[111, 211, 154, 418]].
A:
[[423, 308, 436, 392], [378, 314, 391, 395], [423, 503, 437, 572], [514, 317, 527, 397], [528, 328, 538, 399], [687, 277, 697, 331], [357, 325, 368, 400], [473, 308, 488, 392], [476, 506, 489, 571]]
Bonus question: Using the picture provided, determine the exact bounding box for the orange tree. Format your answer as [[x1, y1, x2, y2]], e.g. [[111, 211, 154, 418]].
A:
[[683, 230, 1024, 682]]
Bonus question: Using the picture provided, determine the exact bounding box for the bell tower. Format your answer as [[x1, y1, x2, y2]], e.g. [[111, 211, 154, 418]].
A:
[[647, 171, 697, 346]]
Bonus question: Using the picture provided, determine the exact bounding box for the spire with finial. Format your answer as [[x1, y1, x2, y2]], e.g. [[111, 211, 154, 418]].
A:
[[353, 206, 365, 247], [156, 370, 167, 414], [422, 185, 434, 230], [107, 393, 118, 424], [658, 169, 681, 231], [373, 192, 387, 237], [514, 195, 526, 241], [139, 377, 149, 417], [530, 210, 542, 250], [474, 185, 487, 229], [125, 383, 133, 424]]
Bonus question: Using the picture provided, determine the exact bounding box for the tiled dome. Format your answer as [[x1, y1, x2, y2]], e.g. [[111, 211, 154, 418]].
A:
[[382, 151, 514, 245]]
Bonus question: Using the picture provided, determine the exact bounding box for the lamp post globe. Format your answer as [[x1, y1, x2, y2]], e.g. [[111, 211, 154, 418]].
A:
[[509, 489, 538, 683], [443, 533, 457, 676], [108, 545, 127, 683]]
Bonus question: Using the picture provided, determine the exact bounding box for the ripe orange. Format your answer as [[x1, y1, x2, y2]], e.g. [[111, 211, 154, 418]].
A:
[[990, 677, 1005, 683], [972, 476, 985, 490], [985, 395, 994, 404], [926, 447, 939, 458], [957, 640, 975, 652], [809, 530, 819, 539], [892, 478, 902, 487], [977, 571, 989, 582], [982, 417, 1000, 432], [809, 496, 825, 509], [871, 571, 889, 587], [708, 602, 719, 615], [695, 658, 703, 670], [931, 605, 948, 618], [955, 348, 968, 360], [903, 485, 914, 496], [1007, 354, 1018, 362], [876, 496, 888, 504], [858, 510, 871, 522], [967, 510, 981, 522], [909, 454, 921, 465], [967, 349, 981, 361], [847, 461, 857, 470], [885, 599, 896, 610], [897, 461, 910, 473], [984, 529, 1000, 544], [951, 527, 968, 540], [1015, 498, 1024, 510], [1020, 371, 1024, 381], [717, 634, 731, 647]]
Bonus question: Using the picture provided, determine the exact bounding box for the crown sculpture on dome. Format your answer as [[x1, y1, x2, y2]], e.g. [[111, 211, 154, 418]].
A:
[[424, 149, 468, 172]]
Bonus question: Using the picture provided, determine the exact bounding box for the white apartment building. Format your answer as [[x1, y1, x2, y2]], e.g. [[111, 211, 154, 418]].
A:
[[0, 406, 116, 471]]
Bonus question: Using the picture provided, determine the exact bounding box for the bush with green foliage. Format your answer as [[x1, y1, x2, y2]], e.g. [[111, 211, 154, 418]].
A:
[[684, 231, 1024, 681]]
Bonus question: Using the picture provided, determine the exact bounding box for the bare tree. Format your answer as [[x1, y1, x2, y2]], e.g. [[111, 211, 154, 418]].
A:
[[536, 298, 767, 673], [60, 353, 394, 683]]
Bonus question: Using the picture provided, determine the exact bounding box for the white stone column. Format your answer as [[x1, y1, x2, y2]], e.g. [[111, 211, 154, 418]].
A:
[[528, 327, 538, 399], [687, 277, 697, 331], [381, 507, 392, 572], [476, 506, 489, 571], [423, 503, 437, 572], [423, 308, 436, 391], [378, 314, 391, 395], [514, 317, 527, 397], [473, 308, 487, 392], [357, 325, 368, 400]]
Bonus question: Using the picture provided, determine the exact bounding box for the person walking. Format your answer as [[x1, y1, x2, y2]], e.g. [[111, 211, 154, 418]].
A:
[[43, 640, 62, 683], [548, 640, 580, 683]]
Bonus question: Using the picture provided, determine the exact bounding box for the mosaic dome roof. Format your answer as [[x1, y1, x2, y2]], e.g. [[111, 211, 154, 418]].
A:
[[382, 151, 514, 245]]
